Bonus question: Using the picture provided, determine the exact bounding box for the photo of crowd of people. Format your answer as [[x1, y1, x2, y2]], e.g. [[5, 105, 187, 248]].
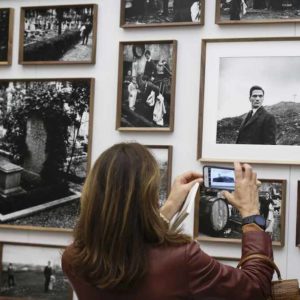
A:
[[122, 0, 203, 26], [20, 4, 97, 63], [117, 42, 176, 130]]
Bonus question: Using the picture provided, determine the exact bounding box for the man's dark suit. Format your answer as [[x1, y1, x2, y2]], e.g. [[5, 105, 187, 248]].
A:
[[236, 106, 276, 145]]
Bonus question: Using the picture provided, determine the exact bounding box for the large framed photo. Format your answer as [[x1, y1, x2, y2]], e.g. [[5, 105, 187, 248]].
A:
[[194, 179, 286, 246], [120, 0, 204, 28], [0, 243, 73, 299], [19, 4, 98, 65], [0, 78, 94, 232], [147, 145, 172, 206], [198, 37, 300, 165], [216, 0, 300, 25], [297, 181, 300, 247], [0, 8, 14, 66], [116, 41, 177, 131]]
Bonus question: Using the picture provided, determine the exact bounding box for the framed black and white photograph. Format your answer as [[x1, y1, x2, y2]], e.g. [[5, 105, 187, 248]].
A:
[[116, 41, 177, 131], [297, 181, 300, 247], [19, 4, 98, 65], [147, 145, 172, 206], [0, 78, 94, 231], [0, 8, 14, 66], [195, 179, 286, 246], [216, 0, 300, 24], [0, 243, 72, 299], [120, 0, 204, 28], [198, 37, 300, 165]]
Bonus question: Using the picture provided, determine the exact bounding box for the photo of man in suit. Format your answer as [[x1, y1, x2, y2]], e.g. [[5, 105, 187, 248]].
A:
[[236, 85, 276, 144]]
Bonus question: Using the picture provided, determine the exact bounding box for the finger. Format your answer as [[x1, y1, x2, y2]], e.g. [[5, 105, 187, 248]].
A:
[[256, 179, 261, 187], [180, 171, 202, 183], [243, 163, 252, 180], [185, 178, 203, 190], [234, 162, 242, 180], [222, 190, 235, 205], [252, 171, 257, 186]]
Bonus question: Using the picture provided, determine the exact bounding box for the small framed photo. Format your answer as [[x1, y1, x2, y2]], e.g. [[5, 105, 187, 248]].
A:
[[19, 4, 98, 65], [147, 145, 172, 206], [0, 8, 14, 66], [216, 0, 300, 25], [0, 78, 94, 232], [0, 243, 73, 299], [198, 37, 300, 165], [116, 40, 177, 131], [297, 181, 300, 247], [194, 179, 286, 246], [120, 0, 204, 28]]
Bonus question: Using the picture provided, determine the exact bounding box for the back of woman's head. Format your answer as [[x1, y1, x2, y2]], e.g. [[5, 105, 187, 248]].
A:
[[72, 142, 189, 290]]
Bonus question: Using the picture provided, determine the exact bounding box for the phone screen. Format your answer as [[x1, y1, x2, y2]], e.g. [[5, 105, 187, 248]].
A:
[[203, 166, 235, 190]]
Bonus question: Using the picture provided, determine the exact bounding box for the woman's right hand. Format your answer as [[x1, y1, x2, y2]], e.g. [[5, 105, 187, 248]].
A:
[[222, 162, 260, 218]]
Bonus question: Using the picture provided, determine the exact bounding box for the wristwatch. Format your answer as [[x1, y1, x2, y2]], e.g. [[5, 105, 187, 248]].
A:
[[242, 215, 266, 230]]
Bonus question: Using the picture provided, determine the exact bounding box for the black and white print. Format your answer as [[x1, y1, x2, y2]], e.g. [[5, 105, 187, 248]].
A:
[[0, 244, 72, 299], [0, 8, 11, 63], [0, 79, 93, 230], [218, 0, 300, 23], [198, 180, 285, 245], [122, 0, 203, 26], [20, 4, 97, 63], [118, 42, 176, 130]]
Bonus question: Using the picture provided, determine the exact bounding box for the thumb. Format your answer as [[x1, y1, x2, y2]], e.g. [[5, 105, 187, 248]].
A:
[[222, 190, 235, 205], [185, 178, 203, 191]]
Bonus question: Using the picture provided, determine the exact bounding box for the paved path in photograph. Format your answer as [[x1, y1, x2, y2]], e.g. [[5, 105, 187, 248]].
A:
[[60, 35, 93, 62]]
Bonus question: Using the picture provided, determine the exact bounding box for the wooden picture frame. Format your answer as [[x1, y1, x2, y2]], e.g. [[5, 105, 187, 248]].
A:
[[146, 145, 173, 206], [198, 37, 300, 165], [194, 179, 286, 247], [0, 78, 95, 232], [120, 0, 204, 28], [0, 8, 14, 66], [19, 4, 98, 65], [296, 181, 300, 247], [116, 40, 177, 132], [216, 0, 300, 25], [0, 242, 73, 299]]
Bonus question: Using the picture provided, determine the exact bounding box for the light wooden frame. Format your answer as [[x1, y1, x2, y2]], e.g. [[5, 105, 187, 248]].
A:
[[296, 181, 300, 247], [194, 179, 287, 247], [0, 78, 95, 233], [0, 8, 14, 66], [120, 0, 205, 28], [116, 40, 177, 132], [19, 4, 98, 65], [0, 242, 73, 300], [198, 37, 300, 165], [215, 0, 300, 25]]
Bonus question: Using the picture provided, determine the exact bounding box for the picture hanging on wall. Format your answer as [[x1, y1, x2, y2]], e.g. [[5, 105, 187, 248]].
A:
[[0, 243, 73, 299], [146, 145, 172, 207], [116, 40, 177, 131], [194, 179, 286, 247], [216, 0, 300, 24], [0, 78, 94, 232], [296, 181, 300, 247], [0, 8, 14, 66], [19, 4, 98, 65], [120, 0, 204, 28], [198, 37, 300, 165]]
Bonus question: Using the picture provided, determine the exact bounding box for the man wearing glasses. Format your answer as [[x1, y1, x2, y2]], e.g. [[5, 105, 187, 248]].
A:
[[236, 85, 276, 144]]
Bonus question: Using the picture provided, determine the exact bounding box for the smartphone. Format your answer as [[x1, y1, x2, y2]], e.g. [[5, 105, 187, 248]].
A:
[[203, 166, 235, 191]]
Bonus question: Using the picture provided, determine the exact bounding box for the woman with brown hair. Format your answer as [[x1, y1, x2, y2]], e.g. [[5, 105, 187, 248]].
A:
[[62, 142, 273, 300]]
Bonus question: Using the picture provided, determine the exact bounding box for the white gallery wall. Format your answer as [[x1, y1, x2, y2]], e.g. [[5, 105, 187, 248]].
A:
[[0, 0, 300, 292]]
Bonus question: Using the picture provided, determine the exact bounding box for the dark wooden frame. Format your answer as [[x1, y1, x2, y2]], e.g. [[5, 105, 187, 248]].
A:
[[194, 179, 287, 247], [215, 0, 300, 25], [0, 8, 14, 66], [120, 0, 205, 28], [296, 181, 300, 247], [0, 242, 73, 300], [198, 37, 300, 165], [19, 4, 98, 65], [0, 78, 95, 233], [116, 40, 177, 132]]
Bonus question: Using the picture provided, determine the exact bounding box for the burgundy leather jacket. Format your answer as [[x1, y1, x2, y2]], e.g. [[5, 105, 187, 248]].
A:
[[62, 231, 273, 300]]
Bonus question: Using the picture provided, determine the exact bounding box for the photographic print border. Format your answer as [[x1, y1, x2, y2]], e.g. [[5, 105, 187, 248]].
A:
[[198, 37, 300, 165], [215, 0, 300, 25], [116, 40, 177, 132], [0, 242, 73, 300], [19, 4, 98, 65], [296, 181, 300, 247], [194, 179, 286, 247], [0, 8, 14, 66], [0, 77, 95, 233], [120, 0, 205, 28]]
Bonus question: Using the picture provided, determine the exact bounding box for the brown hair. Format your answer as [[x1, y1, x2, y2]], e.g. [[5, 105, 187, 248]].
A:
[[72, 142, 190, 290]]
